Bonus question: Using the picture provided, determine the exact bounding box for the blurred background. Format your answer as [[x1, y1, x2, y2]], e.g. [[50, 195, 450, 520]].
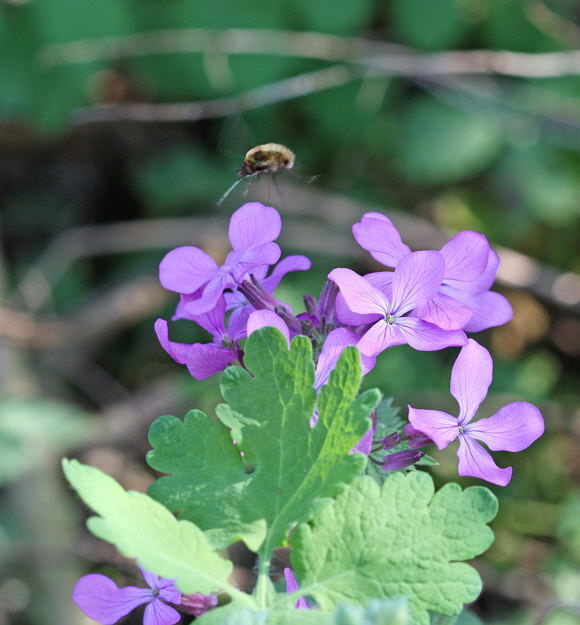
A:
[[0, 0, 579, 624]]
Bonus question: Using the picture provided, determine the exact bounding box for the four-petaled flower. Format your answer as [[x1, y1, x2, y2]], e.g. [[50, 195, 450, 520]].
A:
[[408, 339, 544, 485], [73, 568, 182, 625], [352, 212, 512, 331], [329, 251, 467, 357], [159, 202, 282, 315]]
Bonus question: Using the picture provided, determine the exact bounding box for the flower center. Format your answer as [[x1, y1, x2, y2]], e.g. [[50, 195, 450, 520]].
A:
[[385, 314, 396, 325]]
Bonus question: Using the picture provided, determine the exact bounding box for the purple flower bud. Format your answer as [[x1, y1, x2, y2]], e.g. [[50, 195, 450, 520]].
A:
[[303, 294, 319, 317], [403, 424, 434, 449], [318, 279, 339, 323], [180, 593, 218, 617], [381, 449, 424, 472], [378, 432, 401, 451], [238, 278, 278, 311]]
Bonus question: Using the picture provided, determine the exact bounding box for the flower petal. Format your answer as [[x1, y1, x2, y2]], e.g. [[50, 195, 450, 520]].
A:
[[284, 568, 310, 610], [159, 247, 217, 294], [329, 268, 389, 316], [262, 255, 311, 293], [440, 231, 489, 283], [407, 407, 459, 450], [228, 202, 281, 251], [154, 319, 190, 365], [466, 402, 544, 452], [413, 292, 473, 330], [335, 293, 381, 326], [450, 339, 493, 425], [73, 574, 152, 625], [227, 305, 251, 342], [396, 317, 467, 351], [352, 212, 411, 267], [139, 569, 180, 606], [247, 310, 290, 346], [452, 289, 513, 333], [315, 327, 375, 389], [185, 344, 236, 380], [229, 242, 282, 280], [357, 320, 405, 357], [143, 599, 181, 625], [457, 436, 512, 486], [364, 271, 394, 299], [184, 276, 232, 316], [187, 297, 227, 338], [353, 426, 374, 455], [390, 251, 445, 316]]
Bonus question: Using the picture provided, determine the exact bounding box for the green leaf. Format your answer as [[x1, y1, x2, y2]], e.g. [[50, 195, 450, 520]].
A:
[[198, 598, 408, 625], [198, 604, 333, 625], [0, 398, 92, 485], [334, 598, 409, 625], [62, 459, 234, 597], [147, 328, 381, 554], [397, 97, 503, 184], [291, 473, 498, 625]]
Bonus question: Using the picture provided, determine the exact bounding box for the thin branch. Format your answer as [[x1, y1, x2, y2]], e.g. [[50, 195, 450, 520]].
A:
[[1, 275, 167, 348], [40, 27, 580, 79], [72, 63, 369, 124], [37, 28, 580, 124]]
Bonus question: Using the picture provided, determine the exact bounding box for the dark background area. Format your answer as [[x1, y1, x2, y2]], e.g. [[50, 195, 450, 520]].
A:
[[0, 1, 579, 624]]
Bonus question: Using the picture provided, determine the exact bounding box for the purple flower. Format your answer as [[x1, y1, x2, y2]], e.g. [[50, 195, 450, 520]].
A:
[[180, 593, 218, 617], [155, 295, 246, 380], [329, 251, 467, 357], [352, 212, 512, 331], [284, 568, 310, 610], [408, 339, 544, 486], [159, 202, 282, 315], [381, 449, 424, 472], [73, 568, 181, 625], [247, 309, 291, 345], [314, 327, 376, 390]]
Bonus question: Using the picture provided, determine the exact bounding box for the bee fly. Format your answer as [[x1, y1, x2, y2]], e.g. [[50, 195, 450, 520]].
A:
[[218, 143, 317, 205]]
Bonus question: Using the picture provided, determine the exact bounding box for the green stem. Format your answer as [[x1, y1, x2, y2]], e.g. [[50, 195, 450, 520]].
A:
[[254, 548, 272, 610]]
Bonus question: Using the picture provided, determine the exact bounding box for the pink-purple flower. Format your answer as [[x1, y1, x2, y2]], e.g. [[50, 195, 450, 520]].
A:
[[74, 568, 181, 625], [73, 568, 216, 625], [408, 339, 544, 486], [284, 568, 310, 610], [352, 212, 512, 332], [155, 295, 246, 380], [159, 202, 283, 315], [329, 251, 467, 357]]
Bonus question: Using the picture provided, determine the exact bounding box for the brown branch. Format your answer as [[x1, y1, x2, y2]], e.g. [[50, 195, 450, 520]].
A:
[[40, 27, 580, 79], [2, 275, 167, 348], [36, 28, 580, 124], [72, 64, 368, 124]]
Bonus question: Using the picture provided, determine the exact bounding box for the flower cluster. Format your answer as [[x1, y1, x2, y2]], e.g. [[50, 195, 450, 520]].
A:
[[153, 202, 543, 486], [72, 202, 544, 625]]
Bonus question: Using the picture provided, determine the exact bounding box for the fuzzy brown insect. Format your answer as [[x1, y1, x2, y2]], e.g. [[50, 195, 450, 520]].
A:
[[218, 143, 297, 205]]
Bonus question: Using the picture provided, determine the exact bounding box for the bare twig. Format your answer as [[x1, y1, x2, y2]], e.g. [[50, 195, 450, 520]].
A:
[[36, 28, 580, 124], [72, 63, 369, 124], [40, 27, 580, 79], [1, 275, 167, 348]]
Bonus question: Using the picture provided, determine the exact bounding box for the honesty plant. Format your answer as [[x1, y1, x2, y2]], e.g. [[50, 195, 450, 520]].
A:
[[66, 202, 544, 625]]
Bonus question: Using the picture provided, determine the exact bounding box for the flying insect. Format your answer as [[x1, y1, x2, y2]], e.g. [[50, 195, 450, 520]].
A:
[[218, 143, 315, 205]]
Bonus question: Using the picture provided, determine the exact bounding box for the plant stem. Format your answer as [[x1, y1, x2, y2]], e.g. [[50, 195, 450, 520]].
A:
[[254, 548, 272, 610]]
